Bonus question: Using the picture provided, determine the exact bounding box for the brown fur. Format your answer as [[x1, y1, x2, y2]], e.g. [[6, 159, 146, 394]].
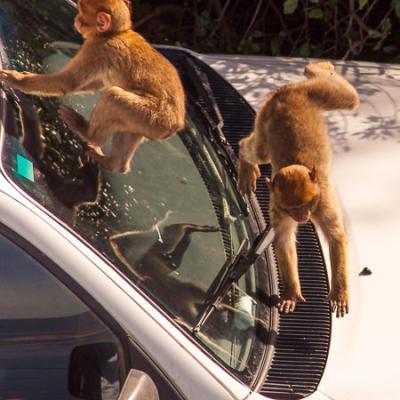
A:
[[238, 62, 359, 318], [0, 0, 185, 173]]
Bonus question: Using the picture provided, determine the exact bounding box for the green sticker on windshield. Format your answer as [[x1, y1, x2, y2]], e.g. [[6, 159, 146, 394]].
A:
[[16, 154, 34, 182]]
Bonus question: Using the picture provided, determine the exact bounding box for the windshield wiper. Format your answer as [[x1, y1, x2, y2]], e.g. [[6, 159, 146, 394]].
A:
[[183, 57, 249, 215], [64, 0, 77, 8], [193, 225, 275, 333]]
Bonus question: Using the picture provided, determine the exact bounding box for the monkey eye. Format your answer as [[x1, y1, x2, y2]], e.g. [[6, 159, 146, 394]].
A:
[[282, 195, 319, 212]]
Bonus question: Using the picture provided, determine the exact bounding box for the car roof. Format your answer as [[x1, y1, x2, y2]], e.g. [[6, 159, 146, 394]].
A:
[[200, 53, 400, 400]]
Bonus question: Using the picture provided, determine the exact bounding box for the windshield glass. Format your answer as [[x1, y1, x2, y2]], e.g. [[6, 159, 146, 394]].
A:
[[0, 0, 271, 383]]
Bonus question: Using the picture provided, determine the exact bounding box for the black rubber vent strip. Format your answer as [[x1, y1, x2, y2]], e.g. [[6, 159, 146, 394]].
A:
[[160, 48, 331, 400]]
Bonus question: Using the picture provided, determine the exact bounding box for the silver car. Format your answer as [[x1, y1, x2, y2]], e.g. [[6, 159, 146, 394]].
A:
[[0, 1, 382, 399]]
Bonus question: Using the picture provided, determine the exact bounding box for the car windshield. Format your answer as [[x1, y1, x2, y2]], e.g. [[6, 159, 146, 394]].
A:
[[0, 0, 270, 383]]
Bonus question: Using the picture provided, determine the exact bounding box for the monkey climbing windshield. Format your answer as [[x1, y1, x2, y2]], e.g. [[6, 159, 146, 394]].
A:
[[0, 0, 274, 385]]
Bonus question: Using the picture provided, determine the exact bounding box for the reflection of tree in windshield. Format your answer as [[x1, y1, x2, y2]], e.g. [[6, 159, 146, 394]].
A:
[[110, 214, 218, 322], [110, 218, 219, 278]]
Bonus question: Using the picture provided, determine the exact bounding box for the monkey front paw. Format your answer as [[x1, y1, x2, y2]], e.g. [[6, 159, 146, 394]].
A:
[[277, 292, 306, 314], [304, 62, 335, 79], [0, 70, 32, 89], [327, 289, 349, 318], [238, 159, 261, 196]]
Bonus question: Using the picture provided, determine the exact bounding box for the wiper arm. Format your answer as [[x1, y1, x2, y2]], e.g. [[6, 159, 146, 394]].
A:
[[193, 225, 275, 333]]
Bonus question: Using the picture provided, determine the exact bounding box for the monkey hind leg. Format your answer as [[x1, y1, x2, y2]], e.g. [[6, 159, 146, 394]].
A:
[[90, 132, 145, 174], [90, 87, 182, 141], [58, 105, 89, 138]]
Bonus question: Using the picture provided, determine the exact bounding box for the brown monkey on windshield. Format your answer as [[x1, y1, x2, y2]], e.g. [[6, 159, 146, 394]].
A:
[[0, 0, 185, 173], [238, 62, 359, 318]]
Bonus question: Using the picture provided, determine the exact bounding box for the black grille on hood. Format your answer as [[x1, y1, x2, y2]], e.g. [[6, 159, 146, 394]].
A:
[[160, 47, 331, 399]]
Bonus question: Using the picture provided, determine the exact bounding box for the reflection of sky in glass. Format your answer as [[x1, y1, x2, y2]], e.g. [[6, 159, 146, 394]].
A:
[[0, 236, 87, 319]]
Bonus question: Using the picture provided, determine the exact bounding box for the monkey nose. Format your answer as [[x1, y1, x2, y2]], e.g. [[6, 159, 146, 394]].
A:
[[297, 216, 310, 224], [290, 209, 311, 224]]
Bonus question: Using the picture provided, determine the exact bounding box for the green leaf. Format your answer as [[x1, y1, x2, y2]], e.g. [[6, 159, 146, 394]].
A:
[[279, 30, 288, 38], [382, 18, 392, 32], [298, 42, 311, 57], [383, 45, 398, 54], [195, 10, 214, 38], [238, 38, 260, 55], [392, 0, 400, 17], [270, 37, 281, 56], [373, 41, 382, 51], [308, 8, 324, 19], [359, 0, 368, 10], [283, 0, 299, 14], [368, 29, 381, 39]]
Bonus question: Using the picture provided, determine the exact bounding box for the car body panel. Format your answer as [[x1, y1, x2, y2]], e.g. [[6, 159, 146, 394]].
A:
[[201, 53, 400, 400]]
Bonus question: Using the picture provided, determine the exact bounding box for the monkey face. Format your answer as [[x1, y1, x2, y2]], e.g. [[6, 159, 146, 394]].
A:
[[75, 1, 98, 38], [279, 196, 320, 224], [75, 0, 131, 38], [270, 165, 320, 224]]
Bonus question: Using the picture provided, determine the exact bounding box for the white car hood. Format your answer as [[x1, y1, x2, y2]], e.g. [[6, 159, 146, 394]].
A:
[[201, 54, 400, 400]]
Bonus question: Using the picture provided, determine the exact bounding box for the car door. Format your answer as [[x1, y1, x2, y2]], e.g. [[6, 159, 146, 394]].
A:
[[0, 223, 183, 399]]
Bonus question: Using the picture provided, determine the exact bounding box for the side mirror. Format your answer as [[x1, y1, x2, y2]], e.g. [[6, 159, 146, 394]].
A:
[[118, 369, 159, 400], [69, 342, 120, 399], [69, 343, 159, 400]]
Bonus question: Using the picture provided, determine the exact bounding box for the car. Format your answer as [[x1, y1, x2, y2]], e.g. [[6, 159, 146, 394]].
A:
[[1, 1, 390, 399]]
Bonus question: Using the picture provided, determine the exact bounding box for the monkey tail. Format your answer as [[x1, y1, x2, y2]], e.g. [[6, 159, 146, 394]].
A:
[[306, 75, 360, 112]]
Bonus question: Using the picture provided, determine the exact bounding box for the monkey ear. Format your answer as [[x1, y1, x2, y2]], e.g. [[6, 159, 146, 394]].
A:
[[309, 166, 317, 182], [96, 12, 112, 33], [122, 0, 132, 14]]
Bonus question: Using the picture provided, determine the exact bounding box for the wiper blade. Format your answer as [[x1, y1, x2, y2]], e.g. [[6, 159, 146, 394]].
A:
[[183, 58, 239, 172], [64, 0, 77, 8], [193, 225, 275, 333], [184, 57, 224, 135], [184, 57, 249, 215]]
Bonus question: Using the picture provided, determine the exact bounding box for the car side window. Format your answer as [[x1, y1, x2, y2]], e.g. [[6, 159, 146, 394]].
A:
[[0, 233, 125, 399]]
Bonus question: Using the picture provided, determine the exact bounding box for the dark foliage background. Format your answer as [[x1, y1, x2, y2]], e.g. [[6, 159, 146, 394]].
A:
[[133, 0, 400, 63]]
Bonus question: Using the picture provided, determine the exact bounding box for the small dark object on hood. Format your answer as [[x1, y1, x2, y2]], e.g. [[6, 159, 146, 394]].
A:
[[359, 267, 372, 276]]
